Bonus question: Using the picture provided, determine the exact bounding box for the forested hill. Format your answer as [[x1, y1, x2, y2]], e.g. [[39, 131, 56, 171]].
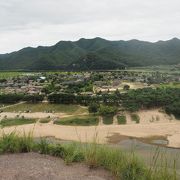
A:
[[0, 37, 180, 70]]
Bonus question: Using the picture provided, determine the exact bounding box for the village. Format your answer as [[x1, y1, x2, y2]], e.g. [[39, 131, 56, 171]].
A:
[[0, 70, 179, 96]]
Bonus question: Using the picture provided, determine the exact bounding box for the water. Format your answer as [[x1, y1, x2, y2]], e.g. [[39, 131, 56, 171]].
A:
[[113, 138, 180, 177]]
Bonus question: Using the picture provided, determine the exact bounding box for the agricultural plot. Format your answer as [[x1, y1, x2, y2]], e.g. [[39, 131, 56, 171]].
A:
[[159, 82, 180, 88], [3, 103, 88, 115], [39, 118, 51, 123], [0, 72, 25, 79], [54, 115, 99, 126], [0, 118, 37, 127]]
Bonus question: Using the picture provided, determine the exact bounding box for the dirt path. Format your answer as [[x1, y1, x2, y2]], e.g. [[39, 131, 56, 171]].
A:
[[98, 116, 103, 125], [113, 115, 118, 125], [0, 153, 113, 180]]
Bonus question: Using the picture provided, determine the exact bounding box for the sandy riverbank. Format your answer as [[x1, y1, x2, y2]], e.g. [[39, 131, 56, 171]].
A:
[[1, 121, 180, 148], [0, 109, 180, 148]]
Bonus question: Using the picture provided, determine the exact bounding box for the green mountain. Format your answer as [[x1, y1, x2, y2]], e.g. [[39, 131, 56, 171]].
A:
[[0, 37, 180, 70]]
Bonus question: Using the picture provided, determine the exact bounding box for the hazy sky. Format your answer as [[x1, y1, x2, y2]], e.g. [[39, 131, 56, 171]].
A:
[[0, 0, 180, 53]]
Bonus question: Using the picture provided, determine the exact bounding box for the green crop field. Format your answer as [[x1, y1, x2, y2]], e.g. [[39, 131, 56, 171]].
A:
[[160, 82, 180, 88], [0, 72, 24, 79], [3, 103, 88, 114], [54, 115, 99, 126], [0, 118, 37, 127]]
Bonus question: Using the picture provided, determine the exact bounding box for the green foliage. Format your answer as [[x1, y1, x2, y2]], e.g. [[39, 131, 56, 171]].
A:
[[49, 144, 66, 158], [0, 94, 24, 103], [123, 84, 130, 90], [54, 116, 99, 126], [103, 116, 113, 125], [18, 131, 34, 153], [0, 132, 177, 179], [131, 114, 140, 124], [38, 138, 50, 154], [3, 103, 87, 114], [0, 131, 34, 153], [99, 105, 118, 116], [165, 101, 180, 119], [39, 119, 51, 123], [117, 115, 127, 124], [0, 131, 20, 153], [1, 37, 180, 70], [23, 94, 44, 103], [63, 143, 84, 164], [88, 103, 99, 114], [0, 118, 37, 128], [121, 88, 180, 117]]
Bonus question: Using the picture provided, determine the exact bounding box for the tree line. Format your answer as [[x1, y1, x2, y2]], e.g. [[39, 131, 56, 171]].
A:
[[0, 87, 179, 118]]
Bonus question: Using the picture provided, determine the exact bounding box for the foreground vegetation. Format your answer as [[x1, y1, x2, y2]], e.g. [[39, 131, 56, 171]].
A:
[[0, 131, 177, 180]]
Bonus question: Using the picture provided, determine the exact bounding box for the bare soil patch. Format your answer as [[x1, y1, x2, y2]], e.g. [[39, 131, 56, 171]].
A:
[[0, 153, 113, 180]]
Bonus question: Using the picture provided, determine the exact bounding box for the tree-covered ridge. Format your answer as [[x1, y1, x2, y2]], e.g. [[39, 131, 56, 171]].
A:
[[0, 37, 180, 70]]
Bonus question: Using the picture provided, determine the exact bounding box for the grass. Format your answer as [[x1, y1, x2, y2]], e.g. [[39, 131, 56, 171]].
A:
[[3, 103, 88, 114], [160, 82, 180, 89], [0, 118, 37, 127], [131, 114, 140, 124], [0, 72, 25, 79], [117, 115, 127, 124], [103, 116, 113, 125], [39, 119, 51, 123], [54, 115, 99, 126], [0, 131, 177, 180], [0, 103, 13, 108]]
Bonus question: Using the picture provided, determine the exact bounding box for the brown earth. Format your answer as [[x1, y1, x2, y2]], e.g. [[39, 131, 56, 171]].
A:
[[0, 153, 113, 180]]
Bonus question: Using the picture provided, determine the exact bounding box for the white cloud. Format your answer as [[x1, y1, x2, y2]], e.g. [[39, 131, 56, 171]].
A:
[[0, 0, 180, 53]]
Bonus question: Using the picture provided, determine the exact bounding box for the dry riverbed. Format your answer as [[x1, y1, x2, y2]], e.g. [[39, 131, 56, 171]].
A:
[[0, 109, 180, 148]]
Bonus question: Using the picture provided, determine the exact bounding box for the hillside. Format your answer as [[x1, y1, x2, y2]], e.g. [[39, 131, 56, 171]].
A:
[[0, 37, 180, 70]]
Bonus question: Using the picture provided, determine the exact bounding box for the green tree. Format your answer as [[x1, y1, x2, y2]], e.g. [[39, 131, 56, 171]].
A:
[[88, 103, 99, 114]]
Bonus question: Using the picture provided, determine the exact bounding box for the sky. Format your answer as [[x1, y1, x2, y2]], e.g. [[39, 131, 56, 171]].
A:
[[0, 0, 180, 53]]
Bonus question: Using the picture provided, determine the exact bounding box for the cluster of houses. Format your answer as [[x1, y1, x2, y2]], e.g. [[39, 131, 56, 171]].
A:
[[0, 70, 179, 95], [0, 75, 45, 95]]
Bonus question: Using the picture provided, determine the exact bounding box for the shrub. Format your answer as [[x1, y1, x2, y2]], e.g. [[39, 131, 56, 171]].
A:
[[38, 138, 50, 154], [131, 114, 140, 124], [117, 115, 127, 124], [63, 143, 84, 164], [0, 131, 20, 153], [18, 131, 34, 153], [50, 144, 66, 158]]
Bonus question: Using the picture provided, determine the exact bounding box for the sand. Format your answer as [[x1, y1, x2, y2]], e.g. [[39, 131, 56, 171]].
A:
[[1, 120, 180, 148], [1, 109, 180, 148]]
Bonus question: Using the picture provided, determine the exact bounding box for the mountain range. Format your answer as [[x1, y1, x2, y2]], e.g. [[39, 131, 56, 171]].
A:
[[0, 37, 180, 70]]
